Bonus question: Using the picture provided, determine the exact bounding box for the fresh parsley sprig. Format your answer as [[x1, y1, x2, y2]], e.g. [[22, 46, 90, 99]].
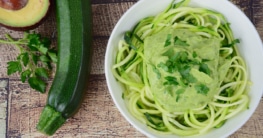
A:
[[0, 32, 57, 93]]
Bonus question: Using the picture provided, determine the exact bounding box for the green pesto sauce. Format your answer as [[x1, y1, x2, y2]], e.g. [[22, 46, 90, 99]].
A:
[[144, 27, 223, 112]]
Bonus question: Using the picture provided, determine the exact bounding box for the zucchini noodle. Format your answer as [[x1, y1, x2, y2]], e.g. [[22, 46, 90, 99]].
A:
[[112, 0, 249, 136]]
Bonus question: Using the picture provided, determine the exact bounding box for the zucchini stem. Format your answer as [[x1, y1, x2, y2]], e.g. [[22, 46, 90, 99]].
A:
[[37, 105, 66, 136]]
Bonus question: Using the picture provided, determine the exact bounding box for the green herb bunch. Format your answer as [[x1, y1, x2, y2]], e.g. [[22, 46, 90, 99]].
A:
[[0, 32, 57, 93]]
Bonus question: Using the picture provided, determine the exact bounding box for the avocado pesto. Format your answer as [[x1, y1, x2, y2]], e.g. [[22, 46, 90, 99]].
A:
[[145, 28, 221, 112], [112, 0, 249, 136]]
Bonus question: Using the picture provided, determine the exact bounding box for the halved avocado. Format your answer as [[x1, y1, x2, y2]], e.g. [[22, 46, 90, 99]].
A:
[[0, 0, 50, 30]]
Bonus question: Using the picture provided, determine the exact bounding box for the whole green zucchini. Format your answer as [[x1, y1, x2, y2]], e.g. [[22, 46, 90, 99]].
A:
[[36, 0, 92, 135]]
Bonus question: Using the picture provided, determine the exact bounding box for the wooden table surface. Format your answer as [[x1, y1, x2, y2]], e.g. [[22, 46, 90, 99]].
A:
[[0, 0, 262, 138]]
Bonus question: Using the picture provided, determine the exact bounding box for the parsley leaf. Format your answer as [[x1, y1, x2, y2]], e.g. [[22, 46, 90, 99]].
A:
[[21, 52, 30, 66], [48, 51, 58, 63], [28, 77, 46, 93], [21, 70, 31, 83], [35, 68, 49, 79], [7, 61, 22, 75], [39, 45, 48, 54], [32, 54, 38, 65]]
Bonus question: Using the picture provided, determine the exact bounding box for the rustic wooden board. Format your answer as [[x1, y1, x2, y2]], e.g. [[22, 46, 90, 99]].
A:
[[0, 0, 262, 138]]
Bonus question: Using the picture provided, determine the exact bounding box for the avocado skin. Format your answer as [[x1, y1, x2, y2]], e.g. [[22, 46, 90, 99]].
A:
[[0, 0, 52, 31]]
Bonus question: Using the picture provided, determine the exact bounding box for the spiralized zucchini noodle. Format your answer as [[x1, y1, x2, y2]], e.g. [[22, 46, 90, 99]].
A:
[[112, 0, 249, 136]]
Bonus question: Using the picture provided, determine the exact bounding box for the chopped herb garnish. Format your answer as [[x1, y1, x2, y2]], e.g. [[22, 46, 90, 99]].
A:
[[122, 92, 125, 99], [162, 48, 175, 57], [164, 34, 172, 47], [175, 88, 184, 102], [163, 76, 179, 86], [222, 39, 240, 47], [144, 113, 155, 124], [199, 63, 211, 75], [178, 51, 188, 63], [220, 88, 234, 97], [195, 84, 209, 95], [159, 50, 198, 85], [144, 112, 167, 131], [124, 31, 138, 50], [174, 36, 189, 46], [134, 34, 144, 43], [157, 62, 169, 72], [179, 65, 196, 84], [164, 86, 174, 96], [152, 66, 161, 79], [192, 51, 197, 58]]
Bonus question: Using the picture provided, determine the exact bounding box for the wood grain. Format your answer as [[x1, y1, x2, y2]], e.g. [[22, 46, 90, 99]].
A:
[[0, 79, 8, 138], [0, 0, 262, 138]]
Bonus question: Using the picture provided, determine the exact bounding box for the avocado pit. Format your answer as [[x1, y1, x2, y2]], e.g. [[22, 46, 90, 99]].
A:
[[0, 0, 50, 30], [0, 0, 28, 10]]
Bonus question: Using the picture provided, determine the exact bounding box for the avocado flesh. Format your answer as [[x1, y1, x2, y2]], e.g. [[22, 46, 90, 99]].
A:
[[0, 0, 50, 28], [144, 27, 224, 112]]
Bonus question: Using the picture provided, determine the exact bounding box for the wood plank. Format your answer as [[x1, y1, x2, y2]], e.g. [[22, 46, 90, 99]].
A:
[[251, 0, 263, 39], [7, 80, 47, 137], [230, 97, 263, 138], [91, 0, 138, 4], [92, 2, 135, 37], [0, 79, 8, 138]]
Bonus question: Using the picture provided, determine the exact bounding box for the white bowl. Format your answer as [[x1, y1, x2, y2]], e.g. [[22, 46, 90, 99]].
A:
[[105, 0, 263, 137]]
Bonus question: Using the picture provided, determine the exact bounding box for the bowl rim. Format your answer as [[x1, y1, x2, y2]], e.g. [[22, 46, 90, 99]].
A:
[[105, 0, 263, 137]]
